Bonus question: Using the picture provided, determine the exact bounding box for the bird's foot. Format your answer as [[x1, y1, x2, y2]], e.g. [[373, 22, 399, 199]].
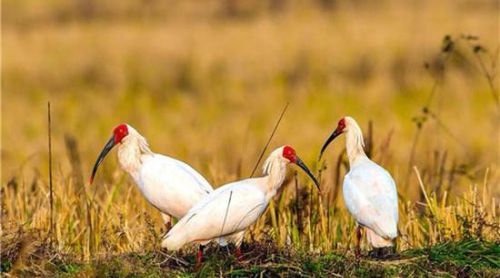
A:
[[379, 247, 397, 259], [368, 248, 380, 259], [369, 247, 395, 260]]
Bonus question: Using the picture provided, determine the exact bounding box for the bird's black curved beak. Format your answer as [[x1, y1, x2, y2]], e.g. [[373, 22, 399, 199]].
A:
[[90, 135, 115, 184], [318, 129, 342, 161], [295, 157, 321, 192]]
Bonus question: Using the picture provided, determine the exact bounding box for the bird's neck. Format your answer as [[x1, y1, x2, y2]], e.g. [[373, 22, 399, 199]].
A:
[[117, 134, 153, 177], [262, 160, 287, 200], [345, 127, 367, 166]]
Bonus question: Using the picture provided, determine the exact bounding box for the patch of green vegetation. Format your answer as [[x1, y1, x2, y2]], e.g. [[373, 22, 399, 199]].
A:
[[56, 263, 82, 275], [4, 239, 499, 277], [93, 253, 164, 278], [0, 260, 12, 273], [406, 238, 500, 272]]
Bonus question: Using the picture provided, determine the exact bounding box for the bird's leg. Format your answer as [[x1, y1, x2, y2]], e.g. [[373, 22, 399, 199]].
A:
[[355, 226, 362, 259], [195, 245, 205, 270], [235, 246, 242, 261], [232, 231, 245, 261]]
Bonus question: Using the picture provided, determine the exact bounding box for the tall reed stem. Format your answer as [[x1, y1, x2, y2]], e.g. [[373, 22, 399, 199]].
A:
[[47, 102, 55, 244]]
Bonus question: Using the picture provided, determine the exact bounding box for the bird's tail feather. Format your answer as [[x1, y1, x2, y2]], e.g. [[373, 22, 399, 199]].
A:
[[161, 228, 189, 251], [366, 228, 393, 248], [370, 217, 398, 240]]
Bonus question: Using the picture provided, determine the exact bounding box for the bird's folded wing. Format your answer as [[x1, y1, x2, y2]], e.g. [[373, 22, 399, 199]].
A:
[[166, 183, 267, 245], [164, 155, 214, 193], [343, 170, 398, 239], [143, 155, 214, 195]]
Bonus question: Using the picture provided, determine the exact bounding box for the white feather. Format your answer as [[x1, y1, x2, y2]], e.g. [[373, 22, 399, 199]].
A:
[[114, 125, 214, 225], [162, 146, 294, 251], [339, 117, 399, 248], [343, 159, 398, 239], [162, 179, 268, 250]]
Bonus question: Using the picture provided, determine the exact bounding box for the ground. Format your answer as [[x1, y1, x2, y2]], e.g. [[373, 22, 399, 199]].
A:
[[2, 238, 499, 277]]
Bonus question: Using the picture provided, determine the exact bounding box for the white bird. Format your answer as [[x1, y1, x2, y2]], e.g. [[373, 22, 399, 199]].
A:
[[162, 146, 320, 267], [319, 117, 398, 258], [90, 123, 214, 232]]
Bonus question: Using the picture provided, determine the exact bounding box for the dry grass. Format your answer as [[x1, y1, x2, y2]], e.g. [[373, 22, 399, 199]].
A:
[[1, 0, 499, 276]]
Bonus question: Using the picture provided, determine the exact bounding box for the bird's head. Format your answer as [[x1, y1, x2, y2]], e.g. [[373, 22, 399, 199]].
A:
[[319, 116, 358, 160], [113, 123, 130, 144], [264, 146, 321, 191], [89, 123, 130, 184]]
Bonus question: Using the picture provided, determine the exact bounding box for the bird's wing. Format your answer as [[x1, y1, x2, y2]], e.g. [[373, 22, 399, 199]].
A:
[[137, 155, 214, 219], [142, 154, 213, 194], [343, 162, 398, 239], [162, 155, 214, 193], [163, 179, 267, 249]]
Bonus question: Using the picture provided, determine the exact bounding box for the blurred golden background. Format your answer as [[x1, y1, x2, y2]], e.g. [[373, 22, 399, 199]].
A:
[[2, 0, 499, 261]]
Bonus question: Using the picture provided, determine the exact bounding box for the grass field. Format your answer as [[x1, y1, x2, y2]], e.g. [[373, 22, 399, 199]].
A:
[[2, 0, 499, 276]]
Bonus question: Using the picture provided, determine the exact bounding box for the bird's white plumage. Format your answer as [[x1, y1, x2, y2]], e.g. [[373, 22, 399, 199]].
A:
[[162, 146, 294, 251], [343, 159, 398, 239], [112, 125, 214, 222], [135, 154, 213, 219], [163, 178, 268, 250], [338, 117, 399, 247]]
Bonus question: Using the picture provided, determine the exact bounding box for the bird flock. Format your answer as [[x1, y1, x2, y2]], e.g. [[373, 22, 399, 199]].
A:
[[90, 116, 399, 267]]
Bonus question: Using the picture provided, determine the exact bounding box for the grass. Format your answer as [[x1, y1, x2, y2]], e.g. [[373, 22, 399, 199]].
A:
[[3, 238, 499, 277], [2, 0, 499, 276], [406, 239, 500, 271]]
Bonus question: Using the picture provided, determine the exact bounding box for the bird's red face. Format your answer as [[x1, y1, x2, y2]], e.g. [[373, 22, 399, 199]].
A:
[[336, 118, 347, 133], [282, 145, 297, 163], [113, 124, 129, 144], [281, 145, 320, 192]]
